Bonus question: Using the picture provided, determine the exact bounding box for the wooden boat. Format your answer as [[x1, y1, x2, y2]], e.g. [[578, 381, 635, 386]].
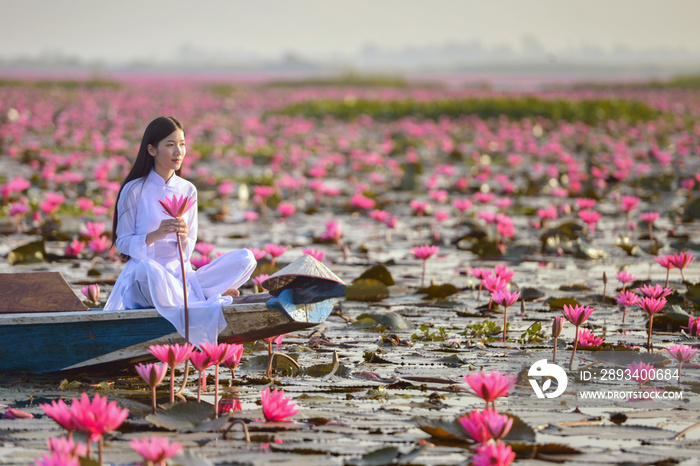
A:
[[0, 256, 345, 374]]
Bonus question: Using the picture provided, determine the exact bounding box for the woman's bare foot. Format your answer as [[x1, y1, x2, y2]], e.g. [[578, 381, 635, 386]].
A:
[[223, 287, 240, 297]]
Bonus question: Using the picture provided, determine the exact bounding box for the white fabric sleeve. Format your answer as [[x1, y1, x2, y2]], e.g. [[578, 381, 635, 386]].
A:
[[115, 183, 154, 261]]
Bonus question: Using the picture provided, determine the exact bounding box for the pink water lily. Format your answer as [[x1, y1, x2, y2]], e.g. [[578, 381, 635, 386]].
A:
[[200, 342, 239, 418], [562, 304, 595, 369], [189, 350, 212, 402], [261, 386, 300, 422], [81, 284, 100, 304], [158, 194, 197, 218], [615, 290, 640, 324], [665, 343, 698, 382], [135, 362, 168, 413], [69, 393, 129, 463], [130, 437, 183, 466], [669, 251, 693, 282], [639, 296, 666, 351], [491, 290, 520, 341], [654, 255, 676, 287], [411, 244, 439, 287], [158, 194, 196, 343], [463, 370, 512, 408], [459, 408, 513, 443], [148, 343, 194, 403], [472, 440, 516, 466]]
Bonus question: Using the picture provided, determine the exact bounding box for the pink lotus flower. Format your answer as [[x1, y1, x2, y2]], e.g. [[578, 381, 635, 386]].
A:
[[665, 343, 698, 382], [194, 242, 215, 256], [70, 393, 129, 463], [494, 264, 514, 282], [459, 408, 513, 443], [149, 343, 194, 403], [552, 316, 565, 363], [620, 196, 640, 214], [411, 245, 439, 287], [410, 200, 429, 214], [472, 441, 515, 466], [482, 275, 507, 294], [615, 271, 636, 291], [158, 194, 196, 219], [82, 221, 105, 239], [452, 198, 472, 212], [264, 243, 287, 267], [222, 343, 245, 374], [47, 436, 88, 459], [615, 290, 640, 323], [277, 202, 296, 218], [64, 239, 85, 258], [302, 247, 325, 261], [628, 361, 655, 387], [655, 255, 675, 287], [579, 209, 601, 239], [190, 255, 212, 269], [88, 236, 110, 254], [562, 304, 595, 369], [640, 211, 660, 242], [576, 198, 597, 210], [261, 387, 300, 422], [41, 399, 79, 433], [130, 437, 183, 466], [81, 284, 100, 304], [4, 407, 33, 419], [669, 251, 693, 282], [639, 297, 667, 351], [244, 210, 260, 222], [474, 192, 494, 204], [135, 362, 168, 413], [463, 370, 512, 407], [682, 316, 699, 337], [201, 342, 239, 417], [248, 247, 267, 261], [321, 221, 343, 242], [350, 193, 376, 210], [639, 284, 672, 299], [491, 290, 520, 341], [470, 267, 492, 300], [578, 329, 603, 348], [189, 350, 212, 402]]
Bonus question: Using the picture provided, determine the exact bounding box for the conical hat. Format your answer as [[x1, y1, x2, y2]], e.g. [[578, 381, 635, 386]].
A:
[[261, 255, 344, 291]]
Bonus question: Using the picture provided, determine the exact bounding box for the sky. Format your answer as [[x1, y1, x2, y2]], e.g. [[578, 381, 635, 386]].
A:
[[1, 0, 699, 64]]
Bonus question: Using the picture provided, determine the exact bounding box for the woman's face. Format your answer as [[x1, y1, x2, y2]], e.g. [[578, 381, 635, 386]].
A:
[[149, 129, 186, 177]]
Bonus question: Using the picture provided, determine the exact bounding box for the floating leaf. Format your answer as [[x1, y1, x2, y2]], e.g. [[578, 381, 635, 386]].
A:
[[433, 355, 464, 367], [170, 450, 215, 466], [146, 401, 215, 431], [414, 416, 468, 441], [654, 305, 691, 332], [346, 278, 389, 302], [362, 351, 395, 364], [547, 297, 581, 309], [616, 236, 641, 256], [355, 311, 413, 330], [683, 197, 700, 221], [684, 283, 700, 305], [345, 446, 401, 466], [356, 264, 394, 286], [415, 283, 460, 299], [519, 287, 545, 301], [8, 240, 45, 265], [574, 240, 608, 260], [509, 442, 581, 455]]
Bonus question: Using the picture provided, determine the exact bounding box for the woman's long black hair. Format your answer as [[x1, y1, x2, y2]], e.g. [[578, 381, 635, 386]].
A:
[[111, 116, 184, 250]]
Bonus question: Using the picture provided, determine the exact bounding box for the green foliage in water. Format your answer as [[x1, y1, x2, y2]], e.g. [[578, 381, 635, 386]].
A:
[[273, 96, 662, 125]]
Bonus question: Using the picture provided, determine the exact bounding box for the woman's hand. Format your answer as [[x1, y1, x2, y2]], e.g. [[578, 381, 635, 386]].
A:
[[146, 218, 189, 245]]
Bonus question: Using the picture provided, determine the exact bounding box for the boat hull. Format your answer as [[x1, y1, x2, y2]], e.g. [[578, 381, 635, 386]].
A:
[[0, 293, 335, 374]]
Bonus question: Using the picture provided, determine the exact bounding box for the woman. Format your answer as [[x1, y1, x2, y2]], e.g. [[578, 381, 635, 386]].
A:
[[105, 116, 256, 344]]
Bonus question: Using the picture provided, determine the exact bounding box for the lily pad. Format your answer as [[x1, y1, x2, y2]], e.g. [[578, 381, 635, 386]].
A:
[[547, 297, 581, 310], [356, 264, 394, 286], [146, 401, 221, 432], [519, 287, 545, 301], [170, 450, 215, 466], [684, 283, 700, 305], [7, 240, 45, 265], [616, 236, 642, 256], [355, 311, 414, 330], [654, 305, 692, 332], [346, 279, 390, 302], [415, 283, 460, 299]]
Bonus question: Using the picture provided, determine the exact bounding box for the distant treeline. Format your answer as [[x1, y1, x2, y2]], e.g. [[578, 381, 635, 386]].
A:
[[572, 74, 700, 91], [0, 78, 122, 89], [274, 96, 663, 125]]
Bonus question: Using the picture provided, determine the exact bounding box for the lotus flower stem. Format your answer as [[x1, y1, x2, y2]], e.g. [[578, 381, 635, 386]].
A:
[[214, 363, 220, 418], [647, 316, 654, 352], [176, 235, 190, 342], [569, 325, 580, 371], [223, 419, 250, 442], [266, 352, 300, 378]]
